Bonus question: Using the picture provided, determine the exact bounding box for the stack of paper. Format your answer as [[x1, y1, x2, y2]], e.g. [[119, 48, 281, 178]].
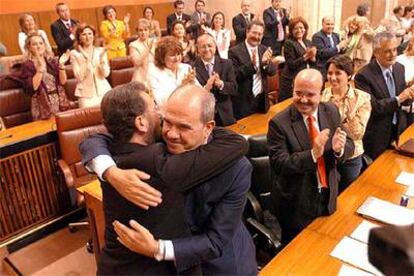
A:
[[330, 236, 383, 275], [349, 220, 380, 244], [338, 264, 374, 276], [395, 172, 414, 186], [357, 197, 414, 225]]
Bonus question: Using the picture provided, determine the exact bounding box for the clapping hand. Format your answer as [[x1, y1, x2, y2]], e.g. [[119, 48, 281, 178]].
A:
[[182, 67, 196, 85], [124, 13, 131, 24], [59, 50, 71, 66], [204, 74, 216, 91], [332, 127, 347, 154], [312, 129, 330, 159], [262, 47, 273, 65]]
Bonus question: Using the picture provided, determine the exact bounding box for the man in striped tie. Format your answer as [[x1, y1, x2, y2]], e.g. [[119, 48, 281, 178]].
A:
[[267, 68, 355, 244], [229, 20, 277, 120]]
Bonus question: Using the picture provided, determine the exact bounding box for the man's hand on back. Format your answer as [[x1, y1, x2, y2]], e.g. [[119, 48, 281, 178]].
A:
[[103, 166, 162, 209]]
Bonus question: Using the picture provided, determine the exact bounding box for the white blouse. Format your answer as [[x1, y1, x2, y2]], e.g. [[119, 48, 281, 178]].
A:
[[396, 54, 414, 83], [147, 63, 200, 106], [18, 30, 53, 55], [206, 28, 231, 59]]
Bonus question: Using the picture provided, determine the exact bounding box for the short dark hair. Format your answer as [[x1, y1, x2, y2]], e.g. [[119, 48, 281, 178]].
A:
[[288, 17, 309, 40], [102, 5, 116, 19], [356, 3, 369, 16], [174, 0, 184, 8], [393, 6, 403, 15], [143, 6, 154, 17], [404, 6, 413, 16], [101, 82, 149, 143], [154, 36, 183, 69], [326, 55, 354, 77], [246, 20, 265, 32], [195, 0, 205, 7], [211, 11, 226, 29]]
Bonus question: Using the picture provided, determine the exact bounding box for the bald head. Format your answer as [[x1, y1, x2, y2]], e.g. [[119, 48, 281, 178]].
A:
[[292, 69, 323, 116], [322, 16, 335, 34], [163, 84, 216, 154], [168, 85, 215, 123]]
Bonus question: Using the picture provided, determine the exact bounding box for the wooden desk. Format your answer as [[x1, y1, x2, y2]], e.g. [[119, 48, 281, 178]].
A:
[[260, 124, 414, 275], [0, 118, 71, 243]]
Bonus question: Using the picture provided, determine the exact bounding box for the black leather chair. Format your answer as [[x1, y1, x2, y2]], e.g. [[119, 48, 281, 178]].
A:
[[244, 134, 282, 267]]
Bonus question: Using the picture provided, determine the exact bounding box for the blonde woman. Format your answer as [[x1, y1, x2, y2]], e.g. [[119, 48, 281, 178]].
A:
[[129, 19, 156, 85], [143, 6, 161, 39], [18, 13, 52, 55], [70, 23, 111, 108], [20, 33, 71, 120], [341, 16, 374, 73]]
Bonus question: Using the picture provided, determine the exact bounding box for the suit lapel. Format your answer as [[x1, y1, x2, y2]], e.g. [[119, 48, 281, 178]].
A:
[[195, 58, 209, 85], [213, 56, 222, 76], [317, 104, 330, 131], [392, 64, 404, 96], [291, 106, 312, 150], [372, 61, 391, 98]]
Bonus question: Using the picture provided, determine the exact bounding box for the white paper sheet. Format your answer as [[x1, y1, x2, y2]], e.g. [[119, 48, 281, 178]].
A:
[[405, 186, 414, 197], [395, 171, 414, 186], [357, 197, 414, 225], [330, 237, 383, 275], [338, 264, 374, 276], [350, 220, 380, 244]]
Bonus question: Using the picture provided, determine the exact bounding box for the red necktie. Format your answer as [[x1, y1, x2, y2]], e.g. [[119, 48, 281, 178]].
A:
[[307, 116, 328, 188]]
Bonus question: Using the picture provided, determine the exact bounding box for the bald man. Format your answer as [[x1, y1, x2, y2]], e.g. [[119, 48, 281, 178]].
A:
[[267, 69, 354, 243], [312, 16, 347, 77]]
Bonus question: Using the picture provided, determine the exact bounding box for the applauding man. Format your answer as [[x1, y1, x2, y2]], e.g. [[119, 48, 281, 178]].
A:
[[267, 69, 354, 244]]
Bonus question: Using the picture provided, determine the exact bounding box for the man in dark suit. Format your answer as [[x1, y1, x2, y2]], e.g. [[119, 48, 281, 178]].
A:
[[232, 0, 255, 44], [92, 82, 247, 274], [188, 0, 211, 39], [166, 0, 191, 35], [312, 16, 347, 77], [80, 85, 257, 275], [229, 20, 277, 120], [193, 33, 237, 126], [50, 2, 79, 56], [355, 32, 414, 159], [262, 0, 290, 56], [267, 68, 354, 243]]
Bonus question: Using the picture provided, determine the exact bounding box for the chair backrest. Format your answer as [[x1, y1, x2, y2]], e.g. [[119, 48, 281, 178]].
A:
[[55, 107, 106, 187], [247, 135, 273, 209], [0, 75, 32, 128], [108, 56, 134, 87]]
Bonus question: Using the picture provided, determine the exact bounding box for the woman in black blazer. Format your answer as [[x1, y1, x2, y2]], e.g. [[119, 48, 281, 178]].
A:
[[279, 17, 317, 101]]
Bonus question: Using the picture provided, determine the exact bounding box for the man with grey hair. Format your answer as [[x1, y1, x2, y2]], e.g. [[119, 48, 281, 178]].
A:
[[355, 31, 414, 159], [232, 0, 255, 44], [312, 16, 347, 77], [80, 84, 257, 275]]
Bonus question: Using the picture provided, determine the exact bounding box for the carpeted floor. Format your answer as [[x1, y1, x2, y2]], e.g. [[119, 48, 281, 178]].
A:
[[4, 227, 96, 275]]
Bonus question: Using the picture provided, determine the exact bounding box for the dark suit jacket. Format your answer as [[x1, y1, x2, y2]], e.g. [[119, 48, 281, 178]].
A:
[[228, 42, 277, 120], [232, 13, 255, 44], [267, 103, 354, 239], [193, 56, 237, 126], [166, 13, 191, 35], [279, 39, 317, 101], [173, 157, 257, 275], [50, 19, 79, 56], [354, 60, 409, 159], [312, 30, 340, 75], [262, 7, 289, 54]]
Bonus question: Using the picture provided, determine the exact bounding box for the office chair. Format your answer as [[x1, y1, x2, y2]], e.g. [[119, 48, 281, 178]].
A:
[[55, 107, 106, 251], [244, 134, 282, 268]]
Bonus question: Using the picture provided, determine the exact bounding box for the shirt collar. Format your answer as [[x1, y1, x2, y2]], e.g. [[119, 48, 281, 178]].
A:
[[202, 57, 214, 66], [301, 108, 319, 123], [376, 59, 393, 73], [244, 40, 257, 52], [60, 19, 71, 25]]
